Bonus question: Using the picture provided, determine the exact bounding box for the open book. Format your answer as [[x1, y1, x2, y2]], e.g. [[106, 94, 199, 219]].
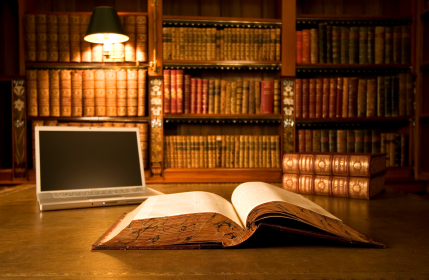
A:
[[92, 182, 385, 249]]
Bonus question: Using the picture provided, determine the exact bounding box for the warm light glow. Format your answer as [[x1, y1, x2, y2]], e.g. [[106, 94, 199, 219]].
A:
[[84, 33, 129, 44]]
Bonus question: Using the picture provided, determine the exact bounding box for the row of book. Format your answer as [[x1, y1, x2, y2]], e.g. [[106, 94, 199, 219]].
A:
[[297, 129, 409, 167], [24, 14, 147, 62], [282, 152, 386, 199], [295, 73, 414, 118], [164, 135, 280, 169], [163, 70, 281, 115], [30, 120, 149, 169], [296, 24, 411, 64], [162, 27, 281, 61], [26, 69, 147, 117]]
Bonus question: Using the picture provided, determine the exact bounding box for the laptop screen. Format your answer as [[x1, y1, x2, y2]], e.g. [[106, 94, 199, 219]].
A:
[[37, 128, 144, 192]]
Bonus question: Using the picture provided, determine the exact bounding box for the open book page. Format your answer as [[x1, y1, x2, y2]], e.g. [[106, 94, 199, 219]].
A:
[[231, 182, 341, 227]]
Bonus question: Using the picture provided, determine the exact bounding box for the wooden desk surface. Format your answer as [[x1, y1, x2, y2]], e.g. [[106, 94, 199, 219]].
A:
[[1, 184, 429, 279]]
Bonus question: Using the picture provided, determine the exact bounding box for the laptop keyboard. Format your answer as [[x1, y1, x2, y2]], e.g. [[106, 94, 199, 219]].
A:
[[52, 188, 144, 198]]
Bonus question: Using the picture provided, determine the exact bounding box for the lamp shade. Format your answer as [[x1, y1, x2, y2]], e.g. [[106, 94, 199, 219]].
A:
[[84, 6, 129, 44]]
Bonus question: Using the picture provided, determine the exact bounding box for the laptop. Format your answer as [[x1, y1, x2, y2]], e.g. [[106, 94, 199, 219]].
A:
[[35, 126, 163, 211]]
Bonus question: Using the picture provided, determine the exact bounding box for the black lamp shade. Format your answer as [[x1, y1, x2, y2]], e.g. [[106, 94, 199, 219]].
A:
[[84, 6, 129, 44]]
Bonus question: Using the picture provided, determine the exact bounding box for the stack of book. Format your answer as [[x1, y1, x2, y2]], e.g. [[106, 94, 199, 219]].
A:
[[163, 27, 281, 61], [163, 70, 281, 115], [296, 24, 411, 64], [282, 152, 386, 199], [24, 14, 147, 62], [295, 74, 414, 119], [26, 69, 147, 117], [297, 129, 409, 167], [164, 135, 280, 169]]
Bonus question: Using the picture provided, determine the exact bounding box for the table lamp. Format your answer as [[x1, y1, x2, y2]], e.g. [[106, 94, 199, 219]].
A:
[[84, 6, 129, 60]]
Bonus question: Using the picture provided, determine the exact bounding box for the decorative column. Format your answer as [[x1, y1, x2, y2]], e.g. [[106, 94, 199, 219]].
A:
[[149, 78, 163, 176], [282, 79, 294, 154], [12, 79, 27, 179]]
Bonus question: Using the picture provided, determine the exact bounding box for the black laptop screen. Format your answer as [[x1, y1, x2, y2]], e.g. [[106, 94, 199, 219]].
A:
[[39, 130, 143, 191]]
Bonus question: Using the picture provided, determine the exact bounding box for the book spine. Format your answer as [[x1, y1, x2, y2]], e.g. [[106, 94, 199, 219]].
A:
[[49, 70, 60, 117], [366, 78, 376, 117], [302, 29, 310, 63], [37, 70, 50, 117], [261, 80, 274, 114], [312, 130, 321, 152], [348, 77, 358, 117], [94, 69, 106, 116], [372, 129, 381, 153], [82, 70, 95, 117], [375, 26, 385, 64], [389, 133, 395, 167], [363, 129, 372, 153], [60, 70, 72, 117], [137, 69, 146, 116], [225, 81, 231, 114], [273, 80, 281, 114], [116, 70, 127, 117], [230, 81, 236, 114], [358, 26, 368, 64], [401, 25, 411, 64], [347, 130, 355, 153], [255, 80, 261, 114], [248, 79, 255, 114], [136, 15, 147, 62], [384, 76, 392, 117], [296, 30, 303, 64], [208, 79, 215, 114], [170, 70, 177, 113], [337, 130, 347, 153], [242, 80, 249, 114], [398, 73, 407, 116], [124, 16, 136, 62], [355, 130, 364, 153], [315, 78, 323, 118], [69, 15, 81, 62], [328, 130, 337, 152], [47, 15, 58, 62], [301, 79, 309, 118], [236, 79, 243, 114], [321, 130, 329, 152], [377, 76, 385, 117], [183, 74, 191, 114], [58, 15, 70, 62], [328, 78, 337, 118], [357, 78, 367, 118], [220, 80, 227, 114], [318, 23, 327, 63], [176, 70, 184, 114], [395, 134, 401, 167], [305, 130, 312, 152], [309, 79, 316, 118], [105, 70, 117, 117], [310, 28, 318, 63], [202, 79, 209, 114], [196, 79, 202, 114], [384, 26, 393, 64], [36, 14, 48, 61], [341, 77, 349, 117], [406, 73, 414, 116], [340, 26, 349, 64], [71, 70, 83, 117], [326, 25, 332, 63], [332, 26, 341, 64], [127, 70, 138, 117], [367, 26, 375, 64], [24, 14, 37, 61], [298, 130, 305, 152], [385, 133, 391, 167], [322, 78, 329, 118], [393, 26, 402, 64], [336, 77, 343, 118], [348, 27, 359, 64]]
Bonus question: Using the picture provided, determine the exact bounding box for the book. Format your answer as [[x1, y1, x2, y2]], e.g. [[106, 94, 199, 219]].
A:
[[261, 80, 274, 114], [92, 182, 384, 249]]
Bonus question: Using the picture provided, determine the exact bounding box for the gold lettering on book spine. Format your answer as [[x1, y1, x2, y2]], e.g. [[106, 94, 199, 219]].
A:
[[348, 177, 369, 199], [332, 155, 349, 175], [332, 177, 349, 197], [299, 174, 314, 194], [349, 156, 370, 177], [282, 174, 299, 193], [314, 155, 332, 175], [299, 155, 314, 174], [314, 176, 330, 196]]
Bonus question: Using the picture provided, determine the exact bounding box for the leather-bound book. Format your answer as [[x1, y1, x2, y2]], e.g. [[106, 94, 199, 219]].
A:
[[329, 130, 337, 152], [230, 81, 236, 114], [127, 70, 138, 116], [342, 77, 349, 117], [163, 70, 171, 114], [366, 78, 376, 117], [136, 15, 147, 62], [208, 79, 215, 114], [255, 80, 261, 114], [36, 14, 48, 61], [377, 76, 385, 117], [82, 70, 95, 117], [305, 130, 312, 152], [357, 78, 367, 118], [401, 134, 409, 166], [322, 78, 329, 118], [296, 30, 303, 64], [71, 70, 83, 117], [310, 28, 318, 63], [384, 75, 392, 117], [124, 16, 136, 62], [326, 25, 332, 63], [391, 75, 399, 117], [321, 130, 329, 152], [176, 70, 184, 114], [348, 27, 359, 64], [384, 26, 393, 64], [312, 130, 321, 152], [395, 134, 401, 167], [385, 133, 391, 167], [302, 78, 309, 118], [355, 130, 364, 153], [60, 70, 72, 117], [336, 77, 343, 118], [105, 70, 117, 117], [398, 73, 407, 116], [37, 70, 50, 117], [359, 26, 368, 64], [406, 73, 414, 116], [348, 77, 359, 117], [202, 79, 209, 114], [401, 25, 411, 64], [328, 78, 337, 118], [337, 130, 347, 153], [372, 129, 381, 153], [309, 78, 316, 118], [347, 130, 355, 153], [273, 80, 281, 114], [235, 79, 243, 114], [94, 69, 106, 116], [248, 79, 255, 114], [295, 79, 302, 118], [275, 28, 281, 61], [69, 15, 81, 62], [340, 26, 349, 64], [241, 80, 249, 114], [302, 29, 311, 63], [298, 130, 305, 152], [24, 14, 36, 61], [261, 80, 274, 114], [116, 70, 127, 117], [388, 133, 395, 167], [190, 78, 197, 114], [225, 81, 232, 114], [58, 15, 70, 62], [47, 15, 58, 62], [375, 26, 385, 64], [393, 26, 402, 64], [184, 75, 191, 114], [137, 69, 147, 116], [363, 129, 372, 153], [318, 23, 327, 63], [315, 78, 323, 118], [380, 133, 386, 158], [170, 70, 177, 114], [80, 15, 91, 62], [332, 26, 341, 64], [367, 26, 375, 64], [91, 43, 103, 62], [49, 70, 60, 117]]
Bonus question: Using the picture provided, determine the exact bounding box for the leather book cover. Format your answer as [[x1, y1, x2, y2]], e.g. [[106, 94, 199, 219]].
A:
[[401, 25, 411, 64], [336, 77, 343, 118], [71, 70, 83, 117], [37, 70, 50, 117], [391, 75, 399, 117], [385, 134, 391, 167], [255, 80, 261, 114], [301, 79, 309, 118], [202, 79, 209, 114], [273, 80, 281, 114], [341, 77, 349, 117], [388, 133, 395, 167], [82, 70, 95, 117], [296, 30, 303, 64], [310, 28, 318, 63], [208, 79, 215, 114], [384, 75, 392, 117], [137, 69, 146, 117], [366, 78, 376, 117], [47, 14, 58, 62], [322, 78, 329, 118], [337, 130, 346, 153], [58, 15, 72, 62], [357, 78, 367, 118], [302, 29, 311, 63], [170, 70, 177, 114], [60, 69, 72, 117], [116, 70, 127, 117], [348, 26, 359, 64], [326, 25, 332, 63], [321, 130, 329, 152], [184, 74, 191, 114], [305, 130, 312, 152], [355, 130, 364, 153], [124, 16, 136, 62], [196, 79, 202, 114], [348, 77, 358, 117], [225, 81, 232, 114], [236, 79, 243, 114], [340, 26, 349, 64], [136, 15, 147, 62], [69, 15, 81, 62], [332, 26, 341, 64], [393, 26, 402, 64], [261, 80, 274, 114], [375, 26, 385, 64], [377, 76, 385, 117], [295, 79, 302, 118], [358, 26, 368, 64], [372, 129, 381, 153], [299, 174, 314, 194], [314, 175, 331, 196], [401, 134, 408, 167], [329, 78, 337, 118], [309, 78, 316, 118], [275, 28, 281, 61], [24, 14, 36, 61], [298, 130, 305, 153], [329, 130, 337, 152], [242, 80, 249, 114], [36, 14, 48, 61], [312, 130, 321, 152], [384, 26, 393, 64], [248, 79, 255, 114], [367, 26, 375, 64], [398, 73, 407, 116], [347, 130, 355, 153], [176, 70, 184, 114], [318, 23, 327, 63], [315, 78, 323, 118], [230, 81, 236, 114], [49, 69, 60, 117], [363, 129, 372, 153], [126, 70, 138, 117]]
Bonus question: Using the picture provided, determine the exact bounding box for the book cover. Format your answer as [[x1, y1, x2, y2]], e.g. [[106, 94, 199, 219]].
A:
[[305, 130, 312, 152], [406, 73, 414, 116], [348, 77, 358, 117], [116, 70, 127, 117], [318, 23, 327, 64], [176, 70, 184, 114], [170, 70, 177, 114], [348, 27, 359, 64], [261, 80, 274, 114], [71, 70, 83, 117], [357, 78, 367, 118], [312, 130, 321, 152], [347, 130, 355, 153], [37, 70, 50, 117], [366, 78, 376, 117], [372, 129, 381, 153], [296, 30, 303, 64], [359, 26, 368, 64], [393, 26, 402, 64], [332, 26, 341, 64], [401, 25, 411, 64], [82, 70, 95, 117], [310, 28, 318, 63], [340, 26, 349, 64], [355, 130, 364, 153], [384, 76, 392, 117], [58, 15, 70, 62], [127, 70, 138, 117], [337, 130, 346, 153], [398, 73, 407, 116], [328, 78, 337, 118], [105, 71, 117, 115], [342, 77, 349, 118], [302, 29, 310, 63], [94, 69, 106, 117], [302, 79, 309, 118], [47, 15, 58, 62], [375, 26, 385, 64], [242, 80, 249, 114], [60, 70, 72, 117], [367, 26, 375, 64], [384, 26, 393, 64], [377, 76, 385, 117], [298, 130, 305, 153], [322, 78, 329, 118], [336, 77, 343, 118], [329, 130, 337, 152], [315, 78, 323, 118], [202, 79, 209, 114], [236, 80, 243, 114], [321, 130, 329, 152], [363, 129, 372, 153], [309, 79, 316, 118], [208, 79, 215, 114], [137, 69, 146, 116], [49, 70, 60, 117], [326, 25, 332, 63]]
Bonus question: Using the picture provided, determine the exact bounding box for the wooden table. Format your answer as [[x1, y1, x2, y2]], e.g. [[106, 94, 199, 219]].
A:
[[1, 183, 429, 279]]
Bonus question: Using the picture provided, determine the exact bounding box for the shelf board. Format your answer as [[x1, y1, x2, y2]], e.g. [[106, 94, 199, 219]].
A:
[[164, 114, 282, 124], [27, 116, 150, 123], [162, 15, 281, 27], [295, 116, 411, 128], [163, 61, 281, 70], [25, 62, 148, 70], [296, 14, 412, 25], [296, 63, 411, 74]]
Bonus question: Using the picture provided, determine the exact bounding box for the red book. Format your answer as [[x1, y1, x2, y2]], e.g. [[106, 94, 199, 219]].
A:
[[176, 69, 184, 113], [315, 78, 322, 118], [202, 79, 209, 114], [295, 79, 302, 118], [336, 77, 343, 118], [170, 70, 177, 113], [184, 74, 191, 114], [329, 78, 337, 118], [309, 78, 316, 118], [261, 80, 274, 114], [296, 30, 303, 64], [196, 79, 202, 114], [302, 29, 310, 63], [190, 78, 197, 114], [301, 79, 309, 118], [163, 69, 171, 114], [322, 78, 329, 118]]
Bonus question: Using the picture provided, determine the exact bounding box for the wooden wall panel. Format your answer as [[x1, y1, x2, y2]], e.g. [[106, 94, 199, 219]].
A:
[[241, 0, 262, 18], [201, 0, 221, 17]]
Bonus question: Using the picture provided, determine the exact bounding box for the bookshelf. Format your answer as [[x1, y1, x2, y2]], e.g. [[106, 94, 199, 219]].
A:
[[0, 0, 426, 188]]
